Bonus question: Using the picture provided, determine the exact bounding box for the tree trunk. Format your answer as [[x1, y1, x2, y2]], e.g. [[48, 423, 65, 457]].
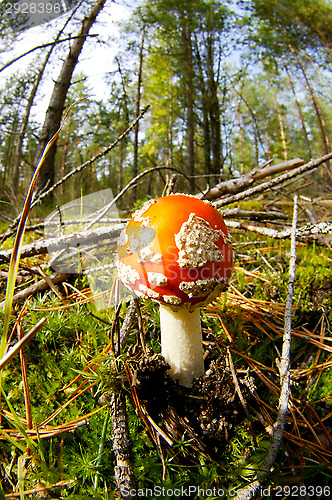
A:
[[167, 73, 174, 172], [117, 143, 123, 193], [115, 57, 130, 195], [12, 67, 44, 196], [34, 0, 106, 200], [269, 80, 288, 161], [3, 112, 19, 205], [206, 35, 222, 176], [291, 48, 331, 173], [58, 115, 71, 200], [234, 92, 244, 174], [182, 25, 195, 193], [132, 27, 145, 203], [193, 33, 211, 176], [234, 87, 267, 162], [283, 62, 312, 159]]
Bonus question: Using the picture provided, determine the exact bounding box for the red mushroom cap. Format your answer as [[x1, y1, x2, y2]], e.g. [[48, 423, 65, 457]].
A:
[[117, 194, 233, 308]]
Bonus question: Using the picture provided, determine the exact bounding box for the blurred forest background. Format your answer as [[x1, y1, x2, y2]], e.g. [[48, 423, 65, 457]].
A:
[[1, 0, 332, 213]]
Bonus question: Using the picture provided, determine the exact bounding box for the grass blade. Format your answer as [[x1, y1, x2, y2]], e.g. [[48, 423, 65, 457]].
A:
[[93, 407, 110, 491]]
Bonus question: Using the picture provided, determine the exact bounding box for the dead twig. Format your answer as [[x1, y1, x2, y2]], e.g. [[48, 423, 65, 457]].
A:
[[0, 273, 71, 308], [4, 479, 75, 498], [110, 391, 137, 499], [0, 318, 46, 371], [118, 298, 137, 353], [227, 347, 257, 446], [234, 195, 298, 500]]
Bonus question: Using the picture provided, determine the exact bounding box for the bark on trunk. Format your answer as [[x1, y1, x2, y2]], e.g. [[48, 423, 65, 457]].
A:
[[34, 0, 106, 199], [182, 25, 195, 193], [276, 102, 288, 161], [193, 34, 211, 176], [291, 48, 331, 173], [132, 27, 145, 203], [207, 35, 222, 176], [283, 62, 312, 159], [234, 92, 244, 174]]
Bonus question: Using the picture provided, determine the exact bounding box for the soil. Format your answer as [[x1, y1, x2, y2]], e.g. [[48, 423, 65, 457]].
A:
[[129, 349, 248, 460]]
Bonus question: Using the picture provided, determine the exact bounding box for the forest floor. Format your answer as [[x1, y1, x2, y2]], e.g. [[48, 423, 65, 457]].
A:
[[0, 197, 331, 499]]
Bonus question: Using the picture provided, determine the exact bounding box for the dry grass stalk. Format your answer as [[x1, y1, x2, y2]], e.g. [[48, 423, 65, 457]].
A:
[[4, 479, 75, 498]]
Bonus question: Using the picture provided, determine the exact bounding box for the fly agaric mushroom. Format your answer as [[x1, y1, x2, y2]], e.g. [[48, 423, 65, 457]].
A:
[[117, 194, 233, 387]]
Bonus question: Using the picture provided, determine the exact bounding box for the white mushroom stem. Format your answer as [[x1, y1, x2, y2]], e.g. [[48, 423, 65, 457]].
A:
[[159, 303, 204, 387]]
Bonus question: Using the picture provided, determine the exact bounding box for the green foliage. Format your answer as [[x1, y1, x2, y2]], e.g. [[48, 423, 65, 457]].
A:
[[250, 0, 332, 58]]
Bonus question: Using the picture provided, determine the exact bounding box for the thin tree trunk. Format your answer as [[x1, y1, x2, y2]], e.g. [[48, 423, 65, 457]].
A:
[[167, 71, 174, 172], [132, 27, 145, 203], [182, 25, 195, 192], [115, 57, 130, 195], [58, 116, 71, 200], [207, 35, 222, 176], [117, 145, 123, 193], [233, 87, 267, 161], [277, 106, 288, 160], [234, 93, 244, 174], [34, 0, 106, 199], [275, 97, 288, 161], [291, 48, 331, 172], [3, 112, 19, 204], [12, 69, 44, 195], [268, 79, 288, 160], [283, 62, 312, 159], [193, 33, 211, 176]]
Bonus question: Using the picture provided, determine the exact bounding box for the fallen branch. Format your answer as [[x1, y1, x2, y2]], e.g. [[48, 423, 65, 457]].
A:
[[214, 152, 332, 207], [220, 208, 288, 221], [234, 195, 298, 500], [4, 479, 75, 499], [198, 158, 304, 200], [110, 308, 137, 498], [0, 272, 71, 308], [225, 220, 332, 247], [0, 223, 125, 261]]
